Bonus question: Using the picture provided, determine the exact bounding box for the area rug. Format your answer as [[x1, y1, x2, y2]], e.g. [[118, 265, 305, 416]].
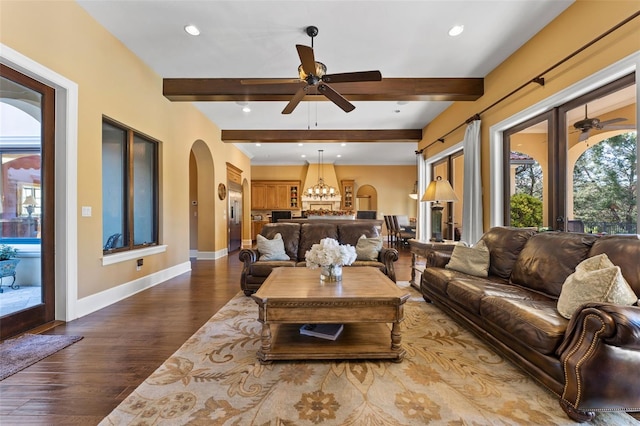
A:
[[100, 287, 636, 425], [0, 333, 83, 380]]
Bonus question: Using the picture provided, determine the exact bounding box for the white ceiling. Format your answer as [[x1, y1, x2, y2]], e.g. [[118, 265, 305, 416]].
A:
[[77, 0, 574, 165]]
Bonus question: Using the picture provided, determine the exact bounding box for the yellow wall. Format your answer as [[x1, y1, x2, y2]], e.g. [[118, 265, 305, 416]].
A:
[[420, 1, 640, 230], [0, 1, 251, 298]]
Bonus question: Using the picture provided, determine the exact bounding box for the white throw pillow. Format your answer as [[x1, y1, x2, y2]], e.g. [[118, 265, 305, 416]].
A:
[[256, 233, 290, 261], [355, 234, 383, 261], [445, 240, 490, 277], [557, 254, 637, 319]]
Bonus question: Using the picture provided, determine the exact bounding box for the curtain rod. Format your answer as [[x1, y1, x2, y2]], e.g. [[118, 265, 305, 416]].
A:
[[419, 10, 640, 154]]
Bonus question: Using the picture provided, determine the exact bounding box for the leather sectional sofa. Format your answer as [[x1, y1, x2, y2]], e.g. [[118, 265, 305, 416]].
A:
[[239, 221, 398, 296], [420, 227, 640, 421]]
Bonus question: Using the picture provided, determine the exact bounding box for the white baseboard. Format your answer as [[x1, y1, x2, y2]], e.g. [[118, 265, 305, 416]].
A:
[[75, 261, 192, 319], [196, 248, 228, 260]]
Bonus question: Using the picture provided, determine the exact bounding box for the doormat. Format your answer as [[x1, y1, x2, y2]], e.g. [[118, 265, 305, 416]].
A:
[[0, 333, 83, 380]]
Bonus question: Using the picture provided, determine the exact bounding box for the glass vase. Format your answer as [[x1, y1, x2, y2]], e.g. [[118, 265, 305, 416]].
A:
[[320, 264, 342, 282]]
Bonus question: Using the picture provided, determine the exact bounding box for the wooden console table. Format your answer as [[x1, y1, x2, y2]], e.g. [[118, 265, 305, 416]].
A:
[[408, 239, 456, 288]]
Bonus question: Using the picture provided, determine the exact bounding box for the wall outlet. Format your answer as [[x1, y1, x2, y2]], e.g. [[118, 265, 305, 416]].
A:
[[136, 258, 143, 271]]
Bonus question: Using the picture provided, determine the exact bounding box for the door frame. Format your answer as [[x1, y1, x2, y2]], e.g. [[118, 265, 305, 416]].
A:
[[1, 43, 78, 324]]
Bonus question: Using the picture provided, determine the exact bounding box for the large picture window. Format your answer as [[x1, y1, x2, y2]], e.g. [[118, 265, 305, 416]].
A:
[[102, 119, 158, 253]]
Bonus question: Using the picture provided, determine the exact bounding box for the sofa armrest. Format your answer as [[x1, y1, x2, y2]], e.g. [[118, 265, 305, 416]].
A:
[[379, 247, 398, 282], [557, 304, 640, 417], [239, 249, 258, 295], [427, 251, 452, 268]]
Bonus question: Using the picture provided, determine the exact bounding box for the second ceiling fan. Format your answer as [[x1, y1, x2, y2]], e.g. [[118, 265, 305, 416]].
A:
[[242, 26, 382, 114]]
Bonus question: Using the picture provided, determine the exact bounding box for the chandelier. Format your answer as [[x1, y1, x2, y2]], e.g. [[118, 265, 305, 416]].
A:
[[306, 149, 338, 199]]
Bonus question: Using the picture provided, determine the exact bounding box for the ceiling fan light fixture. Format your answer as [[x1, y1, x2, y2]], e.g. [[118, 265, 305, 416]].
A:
[[184, 24, 200, 36], [298, 62, 327, 80]]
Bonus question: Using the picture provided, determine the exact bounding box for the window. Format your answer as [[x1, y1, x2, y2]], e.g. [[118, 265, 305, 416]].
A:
[[102, 118, 158, 253]]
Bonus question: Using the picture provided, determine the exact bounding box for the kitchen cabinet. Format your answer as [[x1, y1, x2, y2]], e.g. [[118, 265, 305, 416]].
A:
[[341, 180, 354, 210], [251, 180, 300, 210]]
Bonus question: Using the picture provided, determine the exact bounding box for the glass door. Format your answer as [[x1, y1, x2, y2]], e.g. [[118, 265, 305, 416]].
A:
[[0, 64, 55, 339]]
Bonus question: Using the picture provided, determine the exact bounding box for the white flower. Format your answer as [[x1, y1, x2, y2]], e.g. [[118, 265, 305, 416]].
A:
[[305, 238, 357, 268]]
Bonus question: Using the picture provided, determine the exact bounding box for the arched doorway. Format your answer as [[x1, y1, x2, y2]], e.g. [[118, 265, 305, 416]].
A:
[[356, 184, 377, 211], [189, 140, 216, 259]]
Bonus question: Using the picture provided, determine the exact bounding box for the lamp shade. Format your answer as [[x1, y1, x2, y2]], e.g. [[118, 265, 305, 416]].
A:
[[23, 195, 38, 206], [421, 176, 459, 202]]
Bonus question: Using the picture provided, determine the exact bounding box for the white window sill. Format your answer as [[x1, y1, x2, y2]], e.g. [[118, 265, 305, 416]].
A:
[[102, 245, 167, 266]]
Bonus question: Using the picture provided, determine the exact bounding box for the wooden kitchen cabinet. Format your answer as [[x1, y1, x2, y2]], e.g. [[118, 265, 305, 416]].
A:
[[341, 180, 355, 210], [251, 180, 300, 210]]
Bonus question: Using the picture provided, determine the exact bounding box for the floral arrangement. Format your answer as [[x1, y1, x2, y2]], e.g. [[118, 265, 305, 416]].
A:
[[305, 209, 355, 217], [305, 238, 357, 269]]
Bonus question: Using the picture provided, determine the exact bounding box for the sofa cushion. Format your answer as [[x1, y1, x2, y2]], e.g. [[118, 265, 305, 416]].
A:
[[256, 233, 290, 261], [446, 277, 542, 315], [510, 232, 598, 298], [249, 261, 296, 277], [298, 223, 339, 260], [480, 227, 537, 279], [338, 223, 380, 247], [261, 223, 301, 261], [355, 234, 383, 261], [445, 240, 490, 277], [480, 295, 568, 355], [421, 267, 471, 298], [557, 254, 638, 319], [589, 234, 640, 296]]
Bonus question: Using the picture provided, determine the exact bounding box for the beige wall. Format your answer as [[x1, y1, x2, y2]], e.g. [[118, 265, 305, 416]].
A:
[[1, 1, 251, 298], [420, 1, 639, 230]]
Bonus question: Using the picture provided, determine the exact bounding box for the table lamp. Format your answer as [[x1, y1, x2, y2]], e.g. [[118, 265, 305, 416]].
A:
[[421, 176, 458, 242], [23, 195, 37, 218]]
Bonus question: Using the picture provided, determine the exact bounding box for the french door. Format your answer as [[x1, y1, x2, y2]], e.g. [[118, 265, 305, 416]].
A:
[[0, 64, 55, 339]]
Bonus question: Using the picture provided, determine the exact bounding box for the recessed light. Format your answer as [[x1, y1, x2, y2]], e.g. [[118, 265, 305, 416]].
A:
[[394, 109, 401, 113], [298, 143, 303, 147], [448, 25, 464, 37], [184, 24, 200, 36], [255, 143, 261, 147], [337, 154, 342, 158], [301, 154, 306, 158], [341, 143, 346, 147], [242, 106, 251, 113]]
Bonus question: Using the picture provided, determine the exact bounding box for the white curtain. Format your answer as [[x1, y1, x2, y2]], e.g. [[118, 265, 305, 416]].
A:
[[416, 151, 428, 240], [461, 119, 483, 244]]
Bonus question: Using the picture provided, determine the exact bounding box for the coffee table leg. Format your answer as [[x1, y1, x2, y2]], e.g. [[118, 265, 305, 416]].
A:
[[391, 322, 404, 361], [258, 323, 272, 364]]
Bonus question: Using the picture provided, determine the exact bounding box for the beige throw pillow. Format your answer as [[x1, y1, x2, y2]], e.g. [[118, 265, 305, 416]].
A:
[[557, 254, 638, 319], [356, 234, 383, 261], [445, 240, 490, 277], [256, 233, 290, 261]]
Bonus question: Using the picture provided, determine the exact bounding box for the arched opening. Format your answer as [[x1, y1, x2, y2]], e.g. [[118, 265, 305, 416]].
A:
[[189, 140, 216, 259], [356, 184, 377, 212]]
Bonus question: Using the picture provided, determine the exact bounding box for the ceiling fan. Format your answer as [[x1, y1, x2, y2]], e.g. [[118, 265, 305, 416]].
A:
[[573, 104, 635, 142], [241, 26, 382, 114]]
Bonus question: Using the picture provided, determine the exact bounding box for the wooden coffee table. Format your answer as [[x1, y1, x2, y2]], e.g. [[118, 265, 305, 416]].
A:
[[251, 266, 410, 363]]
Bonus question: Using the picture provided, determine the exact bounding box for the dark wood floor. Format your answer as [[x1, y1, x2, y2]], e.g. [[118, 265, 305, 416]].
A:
[[0, 244, 413, 425]]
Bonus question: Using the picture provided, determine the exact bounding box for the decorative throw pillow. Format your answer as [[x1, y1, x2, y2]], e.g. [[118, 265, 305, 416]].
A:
[[355, 234, 383, 261], [445, 240, 490, 277], [557, 253, 637, 319], [256, 233, 290, 261]]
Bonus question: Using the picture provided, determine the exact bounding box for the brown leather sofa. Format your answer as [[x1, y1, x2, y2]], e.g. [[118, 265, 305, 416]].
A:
[[239, 222, 398, 296], [420, 227, 640, 421]]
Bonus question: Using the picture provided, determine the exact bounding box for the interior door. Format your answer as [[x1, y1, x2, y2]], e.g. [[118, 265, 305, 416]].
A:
[[0, 64, 55, 339]]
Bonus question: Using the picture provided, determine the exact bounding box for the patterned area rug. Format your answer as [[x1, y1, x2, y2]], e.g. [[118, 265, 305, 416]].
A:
[[100, 287, 636, 425], [0, 333, 83, 380]]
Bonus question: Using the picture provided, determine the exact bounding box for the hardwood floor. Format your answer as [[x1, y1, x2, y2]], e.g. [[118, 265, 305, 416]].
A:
[[0, 244, 413, 425]]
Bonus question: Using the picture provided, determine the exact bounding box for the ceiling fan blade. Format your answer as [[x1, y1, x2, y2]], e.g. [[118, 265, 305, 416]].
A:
[[601, 124, 636, 130], [241, 78, 302, 85], [281, 86, 307, 114], [322, 70, 382, 84], [578, 130, 590, 142], [296, 44, 316, 76], [318, 83, 355, 113], [597, 117, 627, 127]]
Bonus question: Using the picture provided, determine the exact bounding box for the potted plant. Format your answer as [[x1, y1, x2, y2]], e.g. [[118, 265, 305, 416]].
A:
[[0, 244, 20, 291]]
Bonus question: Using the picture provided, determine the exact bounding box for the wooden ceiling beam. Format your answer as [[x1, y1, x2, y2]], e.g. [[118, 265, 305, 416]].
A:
[[163, 78, 483, 102], [221, 129, 422, 143]]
